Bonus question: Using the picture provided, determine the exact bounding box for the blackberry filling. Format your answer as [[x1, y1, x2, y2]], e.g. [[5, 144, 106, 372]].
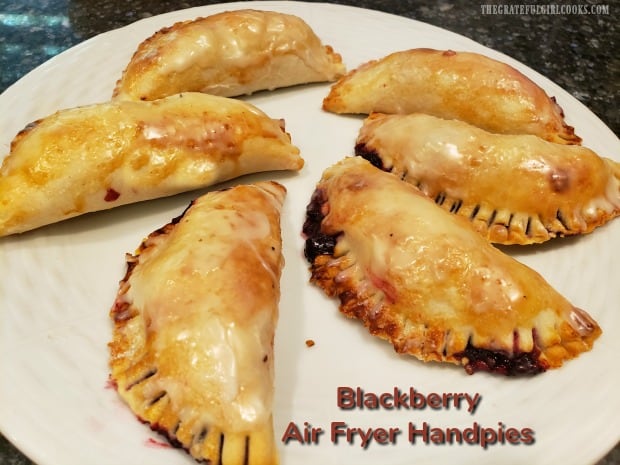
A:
[[302, 188, 339, 262], [456, 343, 547, 376], [354, 143, 386, 170]]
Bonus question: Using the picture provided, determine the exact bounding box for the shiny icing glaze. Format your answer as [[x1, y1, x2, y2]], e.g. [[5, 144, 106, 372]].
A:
[[127, 186, 281, 430]]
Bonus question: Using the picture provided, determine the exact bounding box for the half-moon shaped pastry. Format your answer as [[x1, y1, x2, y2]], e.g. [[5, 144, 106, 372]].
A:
[[109, 181, 285, 464], [113, 9, 346, 101], [303, 157, 601, 375], [323, 48, 580, 144], [0, 92, 303, 237], [355, 113, 620, 245]]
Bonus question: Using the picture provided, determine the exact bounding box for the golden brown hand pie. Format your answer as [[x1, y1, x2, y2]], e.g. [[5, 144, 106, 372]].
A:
[[113, 9, 346, 101], [109, 181, 285, 464], [355, 113, 620, 245], [323, 48, 580, 144], [303, 157, 601, 375], [0, 92, 302, 237]]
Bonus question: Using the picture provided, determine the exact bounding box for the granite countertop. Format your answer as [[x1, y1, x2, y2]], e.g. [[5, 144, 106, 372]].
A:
[[0, 1, 618, 464]]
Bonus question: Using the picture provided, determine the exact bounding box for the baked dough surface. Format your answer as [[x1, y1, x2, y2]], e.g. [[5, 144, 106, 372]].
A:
[[0, 92, 302, 236], [355, 113, 620, 244]]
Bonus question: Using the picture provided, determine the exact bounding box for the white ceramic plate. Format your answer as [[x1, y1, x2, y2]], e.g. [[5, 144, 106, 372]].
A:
[[0, 2, 618, 465]]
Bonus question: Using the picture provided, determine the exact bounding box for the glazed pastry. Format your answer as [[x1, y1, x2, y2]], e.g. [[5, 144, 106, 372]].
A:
[[323, 48, 580, 144], [0, 92, 303, 236], [109, 181, 285, 464], [355, 113, 620, 244], [113, 9, 346, 101], [303, 157, 601, 375]]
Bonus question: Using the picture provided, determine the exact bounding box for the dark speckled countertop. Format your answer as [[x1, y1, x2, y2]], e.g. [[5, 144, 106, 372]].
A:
[[0, 1, 618, 464]]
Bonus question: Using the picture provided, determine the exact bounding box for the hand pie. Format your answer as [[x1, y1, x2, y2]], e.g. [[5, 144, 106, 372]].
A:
[[303, 157, 601, 375], [109, 181, 285, 464], [323, 48, 580, 144], [113, 9, 346, 101], [355, 113, 620, 245], [0, 92, 303, 237]]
